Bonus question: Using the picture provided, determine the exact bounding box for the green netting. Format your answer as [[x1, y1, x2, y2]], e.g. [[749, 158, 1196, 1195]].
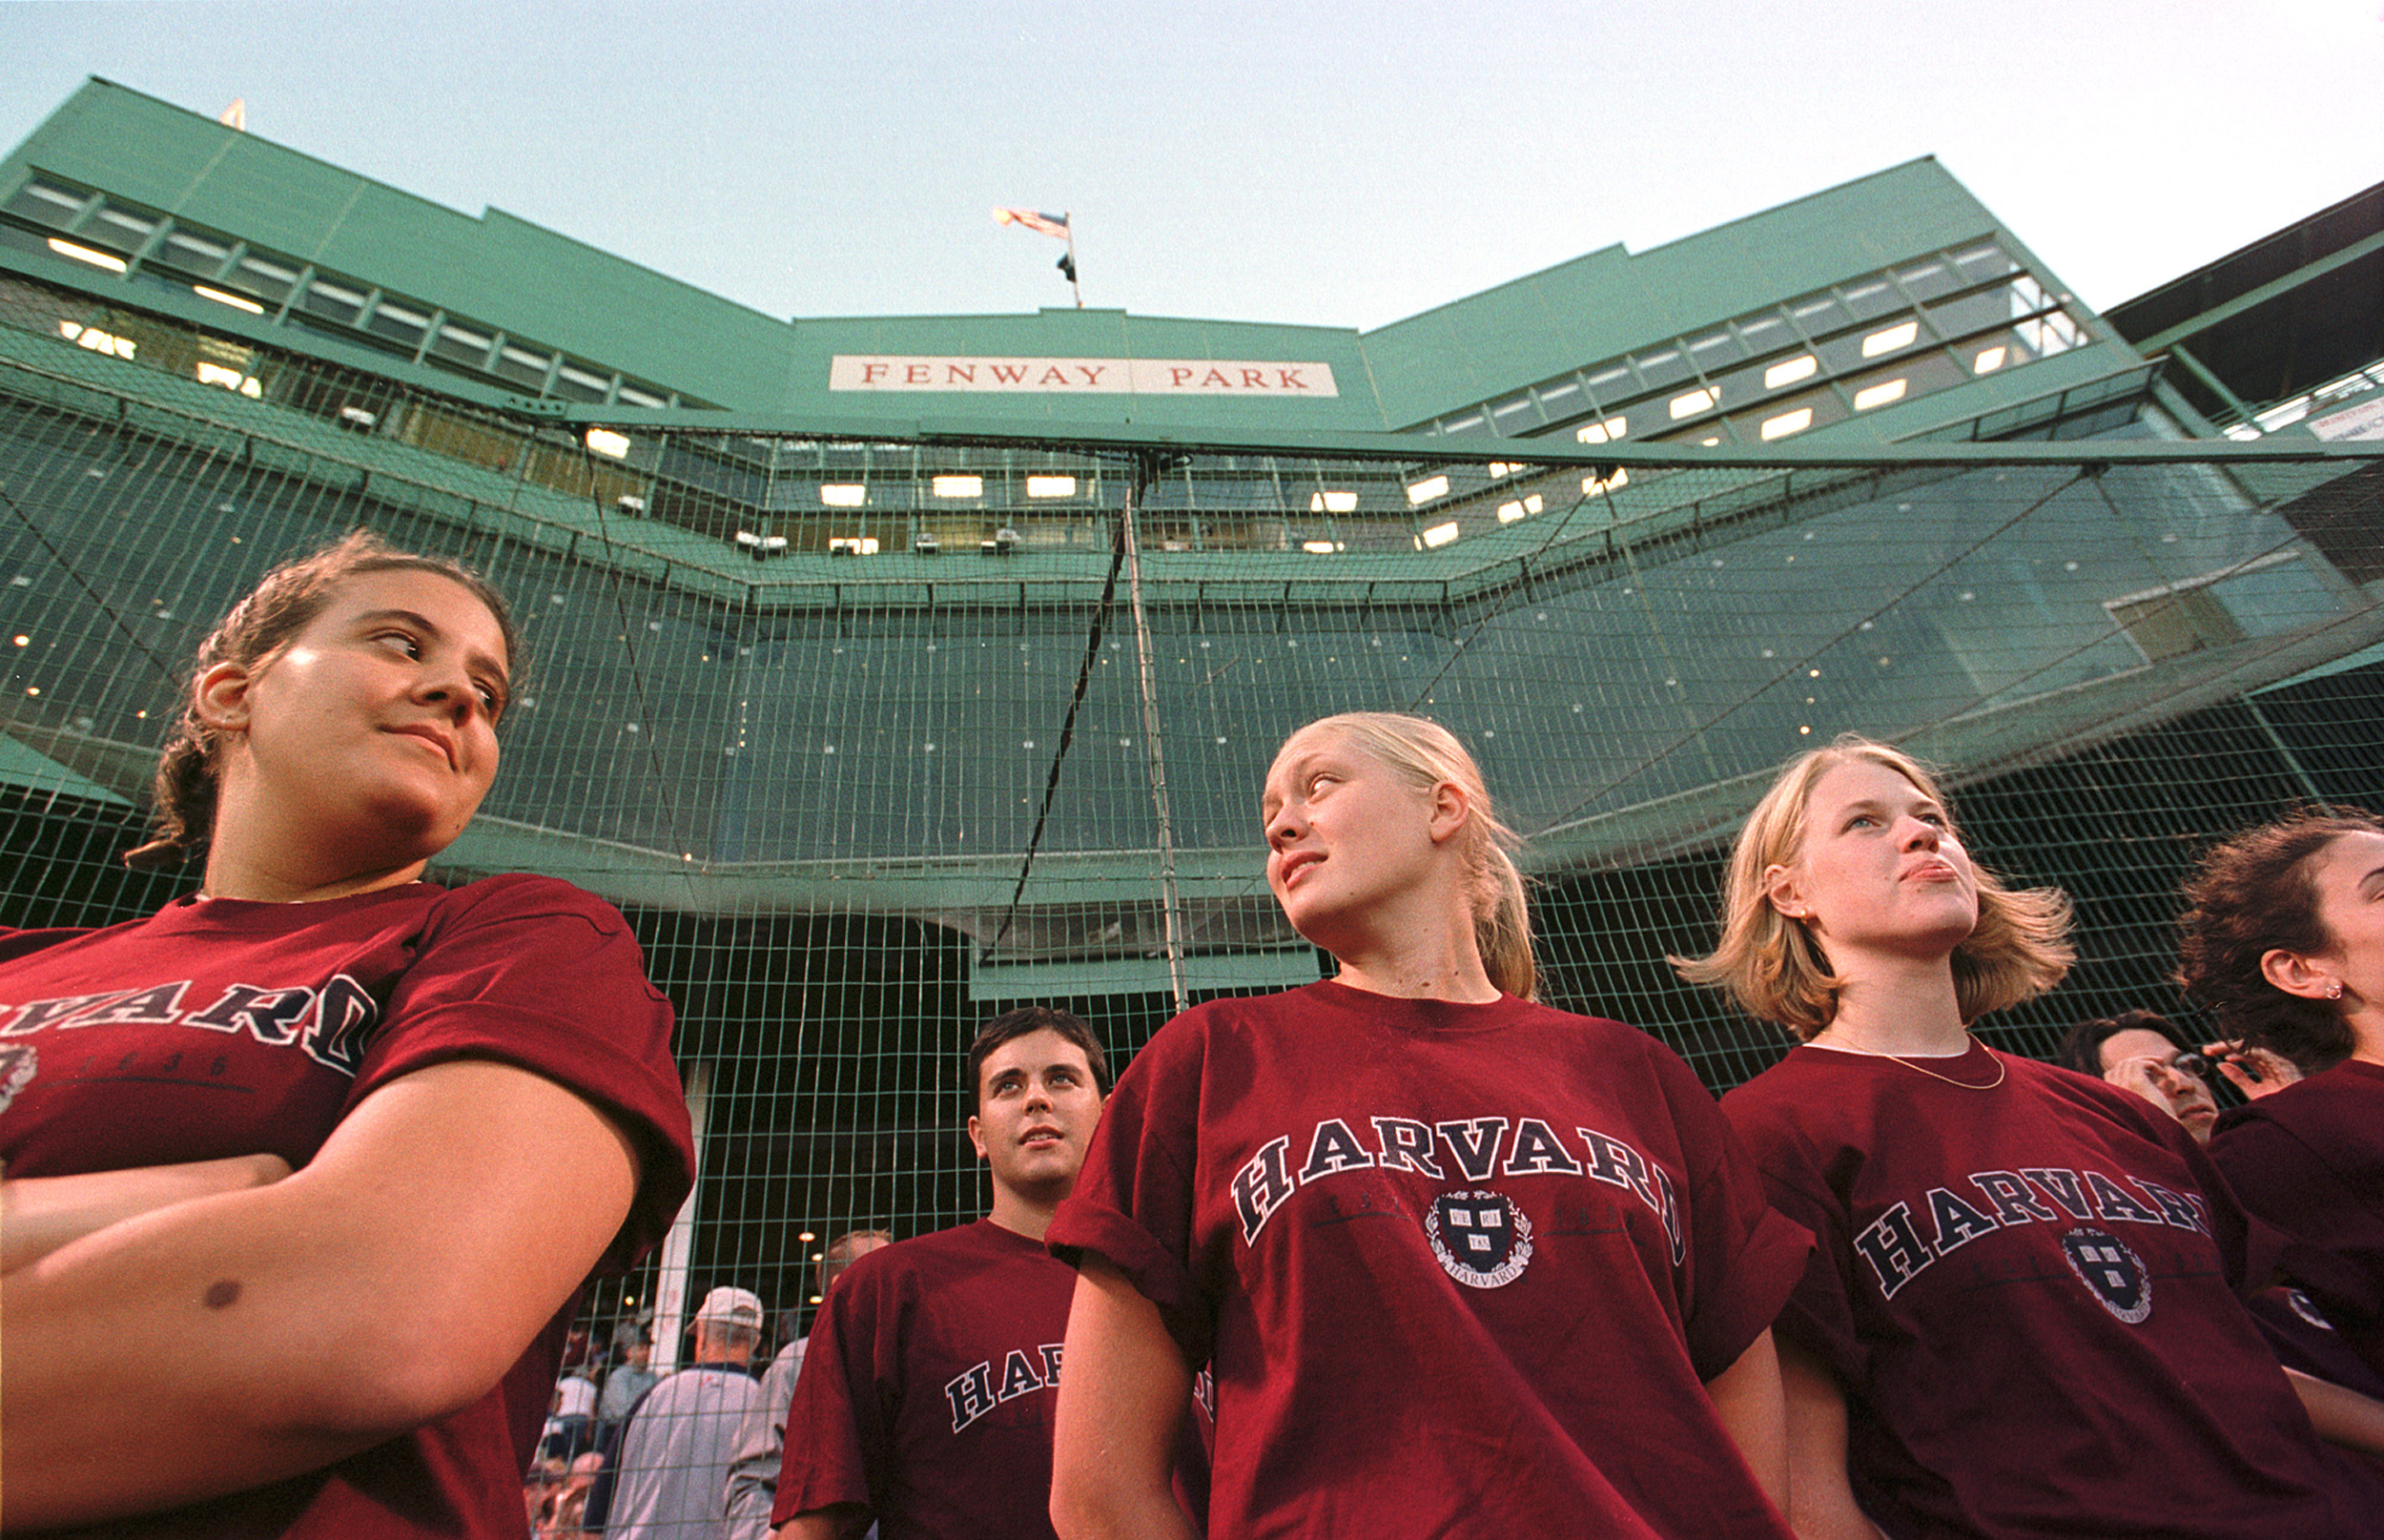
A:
[[2, 275, 2379, 1362]]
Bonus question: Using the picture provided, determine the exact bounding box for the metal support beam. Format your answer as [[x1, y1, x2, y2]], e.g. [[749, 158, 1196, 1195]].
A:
[[2127, 228, 2384, 356]]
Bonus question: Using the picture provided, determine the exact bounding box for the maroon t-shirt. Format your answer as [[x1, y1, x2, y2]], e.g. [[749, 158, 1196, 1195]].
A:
[[0, 875, 696, 1539], [1724, 1041, 2375, 1539], [2209, 1058, 2384, 1388], [771, 1219, 1079, 1539], [1047, 980, 1810, 1540]]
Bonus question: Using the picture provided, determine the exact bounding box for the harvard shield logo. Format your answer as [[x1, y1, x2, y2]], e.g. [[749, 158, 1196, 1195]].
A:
[[0, 1043, 31, 1114], [1428, 1190, 1533, 1288], [2060, 1226, 2151, 1324]]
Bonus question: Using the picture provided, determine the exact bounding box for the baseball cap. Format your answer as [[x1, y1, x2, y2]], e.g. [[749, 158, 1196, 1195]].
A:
[[690, 1285, 764, 1331]]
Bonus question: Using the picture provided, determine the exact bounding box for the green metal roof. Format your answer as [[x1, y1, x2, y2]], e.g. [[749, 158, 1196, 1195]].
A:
[[4, 78, 2129, 442], [3, 79, 793, 404], [1360, 159, 2054, 425]]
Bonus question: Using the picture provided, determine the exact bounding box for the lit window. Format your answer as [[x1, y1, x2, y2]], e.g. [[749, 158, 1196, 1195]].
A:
[[195, 285, 264, 315], [1575, 416, 1627, 444], [1310, 490, 1358, 513], [1419, 521, 1459, 548], [1853, 379, 1908, 410], [1488, 462, 1525, 478], [827, 536, 881, 555], [1525, 494, 1543, 514], [1497, 495, 1542, 523], [1026, 476, 1076, 498], [932, 475, 983, 498], [1764, 355, 1818, 389], [1972, 346, 2007, 374], [48, 237, 126, 274], [1582, 468, 1630, 496], [1670, 388, 1718, 420], [585, 428, 632, 459], [195, 361, 261, 398], [1406, 475, 1450, 504], [1761, 407, 1814, 441], [1301, 540, 1342, 554], [60, 322, 135, 359], [1861, 320, 1919, 358], [820, 484, 867, 507]]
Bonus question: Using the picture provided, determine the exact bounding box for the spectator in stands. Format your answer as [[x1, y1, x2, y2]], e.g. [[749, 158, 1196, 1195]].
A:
[[1682, 735, 2381, 1537], [2185, 808, 2384, 1396], [726, 1228, 893, 1538], [542, 1363, 602, 1463], [601, 1329, 662, 1434], [771, 1008, 1144, 1539], [2056, 1009, 2225, 1142], [0, 530, 694, 1536], [602, 1284, 768, 1539]]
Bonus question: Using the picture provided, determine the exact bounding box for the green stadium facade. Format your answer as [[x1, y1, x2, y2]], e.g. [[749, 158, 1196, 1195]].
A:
[[3, 78, 2377, 1331]]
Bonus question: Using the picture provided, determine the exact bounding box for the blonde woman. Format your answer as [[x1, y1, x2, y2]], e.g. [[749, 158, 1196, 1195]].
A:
[[1681, 735, 2378, 1538], [1047, 712, 1808, 1539]]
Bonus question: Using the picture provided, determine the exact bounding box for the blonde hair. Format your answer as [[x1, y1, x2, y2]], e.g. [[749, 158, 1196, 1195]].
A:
[[1673, 735, 2072, 1037], [1276, 712, 1535, 1000]]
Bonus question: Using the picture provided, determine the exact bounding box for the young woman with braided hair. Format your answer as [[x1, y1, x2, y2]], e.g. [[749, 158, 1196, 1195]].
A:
[[0, 530, 694, 1537]]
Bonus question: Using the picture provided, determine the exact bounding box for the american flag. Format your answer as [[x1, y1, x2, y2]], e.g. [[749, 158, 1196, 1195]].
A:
[[992, 207, 1070, 240]]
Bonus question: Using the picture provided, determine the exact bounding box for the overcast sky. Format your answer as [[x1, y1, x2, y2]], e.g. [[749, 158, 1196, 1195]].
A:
[[2, 0, 2378, 331]]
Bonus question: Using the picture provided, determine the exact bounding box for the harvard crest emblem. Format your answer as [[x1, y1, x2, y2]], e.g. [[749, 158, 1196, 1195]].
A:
[[2060, 1226, 2151, 1324], [0, 1043, 31, 1114], [1428, 1190, 1533, 1288]]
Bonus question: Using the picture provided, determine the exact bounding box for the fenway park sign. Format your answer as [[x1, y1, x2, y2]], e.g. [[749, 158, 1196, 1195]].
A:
[[829, 356, 1338, 397]]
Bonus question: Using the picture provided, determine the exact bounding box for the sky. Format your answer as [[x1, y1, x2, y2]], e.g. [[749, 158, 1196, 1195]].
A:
[[1, 0, 2379, 333]]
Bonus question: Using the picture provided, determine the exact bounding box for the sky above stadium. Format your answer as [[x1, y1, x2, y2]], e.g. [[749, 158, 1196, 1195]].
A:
[[2, 0, 2378, 331]]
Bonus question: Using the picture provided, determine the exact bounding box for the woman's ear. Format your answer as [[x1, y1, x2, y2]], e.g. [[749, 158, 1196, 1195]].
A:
[[1426, 780, 1471, 845], [2260, 946, 2340, 1002], [193, 661, 255, 734], [1763, 863, 1808, 921]]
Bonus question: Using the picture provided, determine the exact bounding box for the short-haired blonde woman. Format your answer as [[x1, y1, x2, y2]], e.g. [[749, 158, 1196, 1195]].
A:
[[2184, 808, 2384, 1394], [1680, 735, 2379, 1539], [1047, 712, 1809, 1539]]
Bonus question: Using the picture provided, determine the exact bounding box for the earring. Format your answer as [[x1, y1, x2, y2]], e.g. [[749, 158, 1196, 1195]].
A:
[[2329, 981, 2345, 1000]]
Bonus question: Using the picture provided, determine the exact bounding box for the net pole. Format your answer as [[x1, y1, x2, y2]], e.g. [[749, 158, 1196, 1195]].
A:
[[1123, 453, 1188, 1012]]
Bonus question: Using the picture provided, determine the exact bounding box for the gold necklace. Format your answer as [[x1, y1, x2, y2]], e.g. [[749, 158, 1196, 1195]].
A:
[[1807, 1033, 2007, 1090]]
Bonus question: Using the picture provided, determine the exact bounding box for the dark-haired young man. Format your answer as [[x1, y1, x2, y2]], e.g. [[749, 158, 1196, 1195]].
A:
[[770, 1009, 1116, 1540]]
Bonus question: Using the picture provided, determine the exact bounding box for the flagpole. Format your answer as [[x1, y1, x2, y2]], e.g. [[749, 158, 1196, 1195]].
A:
[[1064, 214, 1082, 309]]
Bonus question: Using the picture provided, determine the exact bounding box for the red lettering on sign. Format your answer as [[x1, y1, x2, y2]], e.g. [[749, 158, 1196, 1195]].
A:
[[1202, 369, 1232, 388], [1279, 369, 1308, 390], [993, 364, 1028, 383], [862, 363, 889, 383], [1170, 368, 1195, 386], [1078, 366, 1106, 384], [906, 364, 931, 383], [1242, 369, 1266, 388], [946, 364, 976, 384], [1039, 367, 1070, 385]]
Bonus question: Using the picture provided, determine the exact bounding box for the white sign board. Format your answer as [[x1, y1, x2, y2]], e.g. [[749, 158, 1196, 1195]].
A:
[[829, 356, 1338, 397], [2307, 397, 2384, 442]]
